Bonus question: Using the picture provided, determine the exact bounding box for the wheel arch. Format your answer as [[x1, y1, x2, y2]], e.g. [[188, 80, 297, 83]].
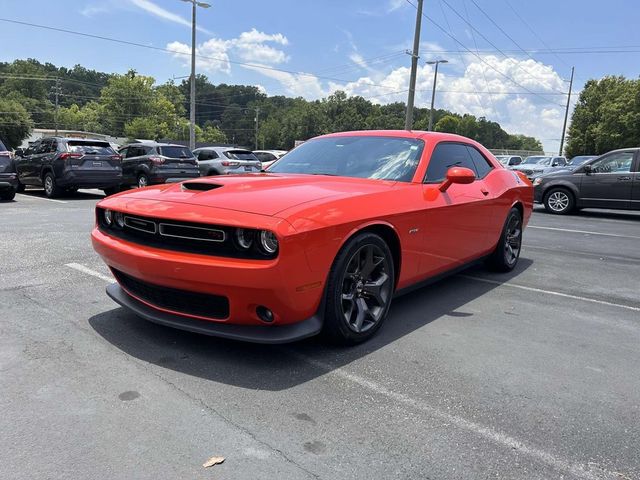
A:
[[541, 180, 579, 201]]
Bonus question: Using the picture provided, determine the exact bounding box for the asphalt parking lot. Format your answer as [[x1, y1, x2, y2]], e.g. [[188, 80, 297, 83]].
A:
[[1, 190, 639, 480]]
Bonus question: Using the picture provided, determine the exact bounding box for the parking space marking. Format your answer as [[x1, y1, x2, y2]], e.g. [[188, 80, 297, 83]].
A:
[[16, 193, 68, 204], [289, 351, 612, 480], [528, 225, 640, 240], [65, 263, 113, 282], [460, 275, 640, 312]]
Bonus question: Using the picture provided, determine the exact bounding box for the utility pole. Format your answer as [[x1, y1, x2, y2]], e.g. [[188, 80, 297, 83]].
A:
[[181, 0, 211, 150], [404, 0, 423, 130], [426, 59, 448, 131], [53, 78, 61, 135], [254, 107, 260, 150], [559, 66, 574, 156]]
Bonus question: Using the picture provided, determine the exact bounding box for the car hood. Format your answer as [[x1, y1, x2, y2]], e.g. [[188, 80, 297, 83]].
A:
[[113, 173, 397, 216]]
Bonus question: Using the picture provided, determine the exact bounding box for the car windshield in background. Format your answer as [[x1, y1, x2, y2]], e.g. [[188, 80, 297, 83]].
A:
[[569, 156, 596, 165], [224, 150, 259, 161], [522, 156, 549, 164], [159, 146, 193, 158], [269, 136, 424, 182], [67, 141, 115, 155], [495, 156, 510, 165]]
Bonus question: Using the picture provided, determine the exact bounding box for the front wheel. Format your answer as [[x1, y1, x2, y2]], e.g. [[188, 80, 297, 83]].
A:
[[543, 188, 575, 215], [486, 207, 523, 272], [43, 172, 62, 198], [323, 233, 395, 344], [137, 174, 149, 188]]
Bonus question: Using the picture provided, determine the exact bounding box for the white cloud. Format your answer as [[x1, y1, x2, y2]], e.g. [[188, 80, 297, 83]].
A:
[[167, 29, 290, 75], [387, 0, 406, 12], [129, 0, 211, 34], [80, 4, 110, 17], [243, 64, 326, 99]]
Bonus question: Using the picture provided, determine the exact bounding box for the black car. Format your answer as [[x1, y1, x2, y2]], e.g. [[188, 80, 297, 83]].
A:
[[0, 139, 18, 201], [118, 142, 200, 188], [15, 137, 123, 198], [533, 148, 640, 214]]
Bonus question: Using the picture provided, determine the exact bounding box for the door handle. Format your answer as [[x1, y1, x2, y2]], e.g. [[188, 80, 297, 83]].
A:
[[480, 188, 489, 196], [617, 176, 631, 181]]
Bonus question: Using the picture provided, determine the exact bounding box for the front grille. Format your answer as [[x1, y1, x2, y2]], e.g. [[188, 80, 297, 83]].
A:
[[112, 268, 229, 320]]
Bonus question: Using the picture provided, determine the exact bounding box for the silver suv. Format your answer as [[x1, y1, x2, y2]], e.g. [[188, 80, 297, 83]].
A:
[[193, 147, 262, 176]]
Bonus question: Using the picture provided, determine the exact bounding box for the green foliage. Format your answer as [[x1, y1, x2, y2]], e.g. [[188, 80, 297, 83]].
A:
[[566, 76, 640, 156], [199, 125, 227, 143], [0, 98, 33, 149]]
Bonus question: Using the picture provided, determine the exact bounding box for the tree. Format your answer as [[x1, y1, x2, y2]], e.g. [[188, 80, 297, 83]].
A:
[[0, 99, 33, 149], [199, 125, 227, 143], [433, 115, 461, 134]]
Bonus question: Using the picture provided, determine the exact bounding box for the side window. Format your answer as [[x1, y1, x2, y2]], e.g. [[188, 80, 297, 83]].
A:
[[50, 140, 58, 153], [590, 152, 634, 173], [425, 143, 477, 183], [143, 147, 155, 156], [466, 146, 494, 179], [37, 139, 52, 154], [126, 147, 140, 158], [198, 150, 216, 160], [119, 147, 128, 157]]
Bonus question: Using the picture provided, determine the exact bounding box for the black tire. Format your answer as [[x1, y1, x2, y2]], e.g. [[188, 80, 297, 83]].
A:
[[43, 172, 62, 198], [543, 187, 575, 215], [486, 207, 523, 272], [66, 186, 79, 194], [103, 187, 119, 196], [16, 181, 25, 193], [0, 188, 16, 201], [323, 233, 395, 345], [137, 174, 149, 188]]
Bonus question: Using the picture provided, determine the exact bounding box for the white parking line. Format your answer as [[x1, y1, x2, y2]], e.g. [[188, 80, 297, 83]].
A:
[[460, 274, 640, 312], [16, 193, 67, 204], [65, 263, 113, 282], [528, 225, 640, 240], [289, 351, 612, 480]]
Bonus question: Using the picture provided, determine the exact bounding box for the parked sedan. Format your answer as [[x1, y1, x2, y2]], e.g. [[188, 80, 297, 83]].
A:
[[0, 139, 18, 201], [14, 137, 122, 198], [193, 147, 262, 176], [512, 155, 567, 180], [119, 142, 200, 188], [92, 130, 532, 345], [253, 149, 288, 169], [533, 148, 639, 214], [494, 155, 522, 167]]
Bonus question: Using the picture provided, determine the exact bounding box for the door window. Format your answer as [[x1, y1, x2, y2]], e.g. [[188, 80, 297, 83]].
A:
[[37, 139, 52, 154], [466, 146, 494, 179], [198, 150, 218, 160], [425, 143, 478, 183], [590, 152, 633, 173]]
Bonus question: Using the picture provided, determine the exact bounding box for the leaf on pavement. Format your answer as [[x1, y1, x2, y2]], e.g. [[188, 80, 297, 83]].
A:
[[202, 456, 225, 468]]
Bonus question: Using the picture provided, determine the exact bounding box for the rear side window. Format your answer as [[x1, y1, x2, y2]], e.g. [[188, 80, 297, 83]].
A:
[[224, 150, 259, 161], [255, 152, 276, 162], [197, 150, 218, 160], [67, 141, 115, 155], [159, 146, 193, 158], [425, 143, 477, 183], [466, 146, 494, 179]]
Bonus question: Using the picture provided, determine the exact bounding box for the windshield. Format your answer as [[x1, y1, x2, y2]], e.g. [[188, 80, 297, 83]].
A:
[[269, 136, 424, 182], [522, 156, 549, 164], [159, 146, 194, 159], [67, 141, 116, 156], [223, 150, 259, 161], [568, 155, 596, 166]]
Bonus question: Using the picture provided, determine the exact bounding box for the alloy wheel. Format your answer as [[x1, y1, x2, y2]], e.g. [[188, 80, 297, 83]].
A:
[[547, 191, 570, 212], [44, 175, 53, 196], [504, 214, 522, 266], [340, 244, 392, 333], [138, 175, 148, 188]]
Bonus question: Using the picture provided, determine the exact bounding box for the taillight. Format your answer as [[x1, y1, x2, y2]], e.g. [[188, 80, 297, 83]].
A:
[[110, 154, 122, 162], [59, 153, 82, 161], [150, 156, 165, 165], [221, 160, 240, 167]]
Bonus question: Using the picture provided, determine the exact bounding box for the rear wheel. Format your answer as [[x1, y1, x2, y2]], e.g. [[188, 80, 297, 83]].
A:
[[543, 188, 575, 215], [43, 172, 62, 198], [137, 174, 149, 188], [486, 207, 522, 272], [323, 233, 395, 344], [0, 188, 16, 201]]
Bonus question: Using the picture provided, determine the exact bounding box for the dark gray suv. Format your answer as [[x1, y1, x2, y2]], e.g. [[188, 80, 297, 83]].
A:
[[14, 137, 123, 198], [533, 148, 640, 214], [0, 139, 18, 201], [119, 142, 200, 188]]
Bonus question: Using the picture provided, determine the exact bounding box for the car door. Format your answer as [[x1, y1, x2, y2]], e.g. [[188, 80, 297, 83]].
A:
[[578, 151, 634, 209], [418, 142, 498, 277], [15, 143, 36, 184], [631, 151, 640, 210], [123, 146, 143, 184], [31, 139, 53, 185]]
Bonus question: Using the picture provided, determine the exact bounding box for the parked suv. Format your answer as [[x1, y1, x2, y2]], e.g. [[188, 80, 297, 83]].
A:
[[494, 155, 522, 167], [119, 142, 200, 188], [533, 148, 640, 214], [193, 147, 262, 176], [14, 137, 122, 198], [0, 139, 18, 201], [253, 149, 288, 169]]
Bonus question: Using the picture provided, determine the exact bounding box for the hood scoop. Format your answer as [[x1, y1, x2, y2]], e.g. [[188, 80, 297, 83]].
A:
[[181, 182, 223, 192]]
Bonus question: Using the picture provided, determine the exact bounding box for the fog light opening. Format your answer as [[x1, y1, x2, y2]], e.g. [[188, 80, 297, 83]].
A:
[[256, 306, 274, 323]]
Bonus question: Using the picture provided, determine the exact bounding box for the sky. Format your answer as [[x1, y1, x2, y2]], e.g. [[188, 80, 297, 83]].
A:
[[1, 0, 640, 153]]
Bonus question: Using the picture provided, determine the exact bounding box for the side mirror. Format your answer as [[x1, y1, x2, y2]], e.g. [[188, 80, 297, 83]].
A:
[[583, 164, 593, 174], [439, 166, 476, 192], [14, 148, 24, 157]]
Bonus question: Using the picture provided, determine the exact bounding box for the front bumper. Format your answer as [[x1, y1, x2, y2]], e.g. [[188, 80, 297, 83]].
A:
[[0, 173, 18, 191], [106, 283, 322, 343]]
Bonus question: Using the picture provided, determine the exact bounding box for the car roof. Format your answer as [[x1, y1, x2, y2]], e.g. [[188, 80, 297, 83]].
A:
[[194, 146, 251, 152], [121, 142, 187, 148], [40, 136, 111, 143]]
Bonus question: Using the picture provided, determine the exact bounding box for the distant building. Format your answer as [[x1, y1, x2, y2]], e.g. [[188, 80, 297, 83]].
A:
[[20, 129, 128, 149]]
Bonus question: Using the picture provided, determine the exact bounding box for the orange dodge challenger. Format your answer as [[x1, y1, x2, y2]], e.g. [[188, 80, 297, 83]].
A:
[[92, 131, 532, 344]]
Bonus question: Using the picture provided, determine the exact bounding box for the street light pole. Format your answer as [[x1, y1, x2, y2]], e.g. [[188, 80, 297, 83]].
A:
[[404, 0, 423, 130], [181, 0, 210, 150], [559, 66, 574, 156], [426, 59, 448, 131]]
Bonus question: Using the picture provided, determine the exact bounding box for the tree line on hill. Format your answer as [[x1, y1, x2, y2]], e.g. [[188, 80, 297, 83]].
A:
[[0, 58, 545, 151]]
